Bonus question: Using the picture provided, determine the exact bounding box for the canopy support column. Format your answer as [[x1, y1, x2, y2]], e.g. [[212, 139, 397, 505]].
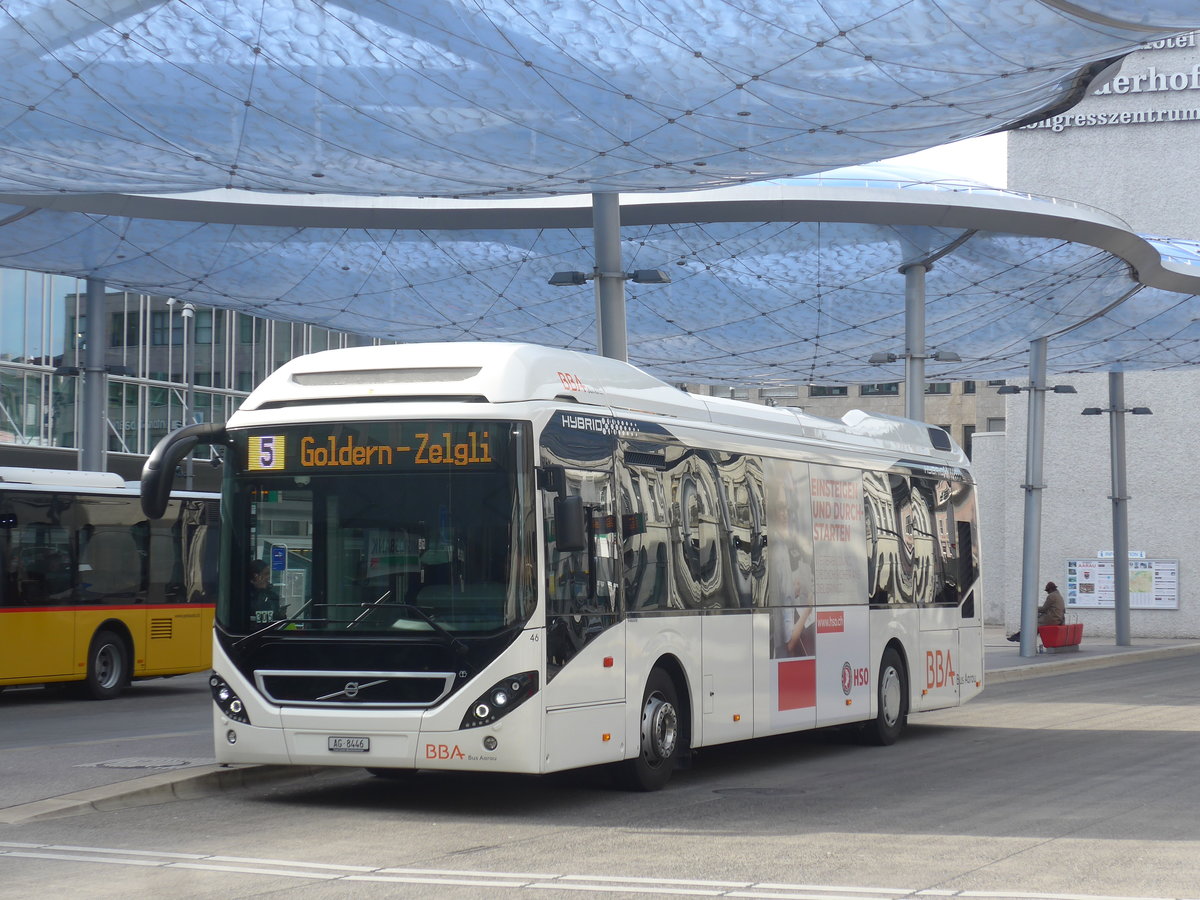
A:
[[182, 302, 196, 490], [1017, 337, 1048, 658], [1107, 372, 1133, 646], [81, 277, 107, 472], [593, 192, 627, 361], [902, 263, 927, 422]]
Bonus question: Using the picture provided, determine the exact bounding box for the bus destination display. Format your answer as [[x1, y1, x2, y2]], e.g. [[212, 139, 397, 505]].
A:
[[245, 424, 502, 473]]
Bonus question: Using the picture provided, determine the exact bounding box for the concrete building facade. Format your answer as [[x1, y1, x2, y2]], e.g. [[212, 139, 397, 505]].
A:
[[987, 31, 1200, 638]]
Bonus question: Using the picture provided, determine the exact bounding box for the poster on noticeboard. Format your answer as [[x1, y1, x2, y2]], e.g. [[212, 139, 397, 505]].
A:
[[1065, 557, 1178, 609]]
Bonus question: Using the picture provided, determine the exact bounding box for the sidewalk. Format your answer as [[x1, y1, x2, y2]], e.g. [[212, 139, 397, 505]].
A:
[[983, 624, 1200, 683], [5, 627, 1200, 826]]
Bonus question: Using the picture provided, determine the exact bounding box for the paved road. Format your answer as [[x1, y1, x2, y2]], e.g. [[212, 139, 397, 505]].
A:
[[2, 626, 1196, 814], [2, 638, 1199, 899], [1, 672, 213, 809]]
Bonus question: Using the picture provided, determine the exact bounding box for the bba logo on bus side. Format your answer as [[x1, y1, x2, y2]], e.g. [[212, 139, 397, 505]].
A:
[[926, 648, 957, 689], [426, 743, 465, 760]]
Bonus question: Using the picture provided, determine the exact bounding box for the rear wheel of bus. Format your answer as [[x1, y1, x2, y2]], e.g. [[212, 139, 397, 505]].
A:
[[84, 629, 129, 700], [863, 646, 907, 745], [618, 667, 682, 791]]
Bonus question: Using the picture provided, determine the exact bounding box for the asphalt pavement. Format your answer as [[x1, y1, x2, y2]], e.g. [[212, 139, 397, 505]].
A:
[[3, 625, 1198, 825]]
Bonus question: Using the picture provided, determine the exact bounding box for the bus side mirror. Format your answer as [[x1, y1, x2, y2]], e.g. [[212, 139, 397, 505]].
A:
[[141, 422, 228, 518], [554, 495, 587, 553]]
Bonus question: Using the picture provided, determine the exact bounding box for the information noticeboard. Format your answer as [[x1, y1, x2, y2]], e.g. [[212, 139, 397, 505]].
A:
[[1065, 558, 1179, 610]]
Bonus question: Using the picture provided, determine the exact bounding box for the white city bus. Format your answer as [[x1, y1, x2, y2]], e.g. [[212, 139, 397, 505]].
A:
[[141, 342, 983, 790]]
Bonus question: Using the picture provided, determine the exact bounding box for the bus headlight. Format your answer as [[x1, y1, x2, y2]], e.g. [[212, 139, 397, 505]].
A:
[[209, 672, 251, 725], [460, 671, 538, 729]]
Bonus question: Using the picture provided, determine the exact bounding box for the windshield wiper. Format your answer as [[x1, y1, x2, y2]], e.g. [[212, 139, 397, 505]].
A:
[[345, 590, 468, 655], [345, 590, 394, 629], [232, 599, 318, 648], [397, 601, 470, 656]]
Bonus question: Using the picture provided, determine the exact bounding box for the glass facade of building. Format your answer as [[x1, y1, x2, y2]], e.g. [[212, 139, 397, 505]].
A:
[[0, 271, 375, 460]]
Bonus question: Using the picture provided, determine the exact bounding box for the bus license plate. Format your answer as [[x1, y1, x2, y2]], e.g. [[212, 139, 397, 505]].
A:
[[328, 736, 370, 753]]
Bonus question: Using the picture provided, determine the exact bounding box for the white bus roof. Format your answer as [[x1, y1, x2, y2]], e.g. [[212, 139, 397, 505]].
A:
[[0, 467, 127, 489], [238, 342, 965, 466]]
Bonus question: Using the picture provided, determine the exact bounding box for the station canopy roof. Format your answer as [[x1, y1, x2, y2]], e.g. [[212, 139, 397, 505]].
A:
[[1, 1, 1199, 385]]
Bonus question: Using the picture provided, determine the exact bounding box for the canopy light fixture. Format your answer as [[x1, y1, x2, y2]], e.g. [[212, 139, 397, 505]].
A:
[[998, 383, 1076, 394], [868, 349, 960, 364], [1082, 406, 1152, 415], [549, 269, 671, 286]]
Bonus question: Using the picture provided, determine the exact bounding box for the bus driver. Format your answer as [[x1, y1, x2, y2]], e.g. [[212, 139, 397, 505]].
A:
[[248, 559, 282, 624]]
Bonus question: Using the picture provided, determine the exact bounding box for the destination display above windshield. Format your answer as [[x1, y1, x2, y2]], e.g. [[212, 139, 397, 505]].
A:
[[243, 422, 511, 473]]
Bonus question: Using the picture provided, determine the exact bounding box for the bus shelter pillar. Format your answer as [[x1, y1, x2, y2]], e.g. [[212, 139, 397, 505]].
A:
[[1107, 371, 1133, 646], [592, 192, 627, 362], [1017, 337, 1049, 659], [902, 263, 927, 422], [81, 277, 107, 472]]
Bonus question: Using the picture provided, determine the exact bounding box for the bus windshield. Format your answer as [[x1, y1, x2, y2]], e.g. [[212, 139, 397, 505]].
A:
[[223, 420, 535, 637]]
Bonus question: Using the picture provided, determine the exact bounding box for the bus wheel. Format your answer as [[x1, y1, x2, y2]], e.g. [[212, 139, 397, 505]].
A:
[[619, 668, 681, 791], [84, 630, 129, 700], [863, 647, 907, 746]]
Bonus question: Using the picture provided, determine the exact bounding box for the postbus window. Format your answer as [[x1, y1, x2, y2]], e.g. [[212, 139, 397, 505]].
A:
[[3, 494, 77, 606], [76, 496, 145, 603]]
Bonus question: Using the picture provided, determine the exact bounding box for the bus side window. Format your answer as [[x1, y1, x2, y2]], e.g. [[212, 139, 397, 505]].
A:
[[620, 463, 672, 612], [79, 530, 141, 601], [863, 470, 898, 605]]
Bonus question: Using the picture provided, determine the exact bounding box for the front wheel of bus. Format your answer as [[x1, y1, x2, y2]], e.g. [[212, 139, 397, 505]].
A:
[[84, 630, 129, 700], [864, 647, 907, 746], [619, 668, 682, 792]]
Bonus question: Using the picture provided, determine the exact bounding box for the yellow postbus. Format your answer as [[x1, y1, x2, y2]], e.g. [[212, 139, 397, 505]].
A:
[[0, 467, 218, 699]]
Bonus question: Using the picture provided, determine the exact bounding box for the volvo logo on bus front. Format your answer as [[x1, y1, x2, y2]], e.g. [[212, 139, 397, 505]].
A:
[[315, 679, 386, 702]]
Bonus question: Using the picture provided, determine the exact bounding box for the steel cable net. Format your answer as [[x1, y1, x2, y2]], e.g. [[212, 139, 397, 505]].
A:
[[0, 0, 1196, 197], [3, 168, 1200, 385]]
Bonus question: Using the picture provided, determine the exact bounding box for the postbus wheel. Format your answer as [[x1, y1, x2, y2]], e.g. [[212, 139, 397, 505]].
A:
[[84, 629, 129, 700], [863, 646, 907, 746], [617, 667, 682, 792]]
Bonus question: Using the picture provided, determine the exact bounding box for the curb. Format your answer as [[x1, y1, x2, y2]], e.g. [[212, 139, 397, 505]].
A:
[[985, 642, 1200, 684], [0, 764, 324, 825]]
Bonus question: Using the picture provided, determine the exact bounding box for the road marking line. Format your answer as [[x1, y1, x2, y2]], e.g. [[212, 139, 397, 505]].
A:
[[757, 885, 912, 895], [348, 875, 531, 887], [561, 874, 753, 887], [527, 884, 722, 896], [40, 843, 206, 860], [1, 842, 1196, 900], [377, 867, 557, 878], [207, 854, 375, 871], [6, 851, 164, 867], [171, 862, 338, 879]]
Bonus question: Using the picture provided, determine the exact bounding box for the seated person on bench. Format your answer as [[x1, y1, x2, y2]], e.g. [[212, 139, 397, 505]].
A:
[[1007, 581, 1065, 642]]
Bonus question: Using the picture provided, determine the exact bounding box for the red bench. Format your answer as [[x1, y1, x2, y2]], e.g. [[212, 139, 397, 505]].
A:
[[1038, 623, 1083, 653]]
